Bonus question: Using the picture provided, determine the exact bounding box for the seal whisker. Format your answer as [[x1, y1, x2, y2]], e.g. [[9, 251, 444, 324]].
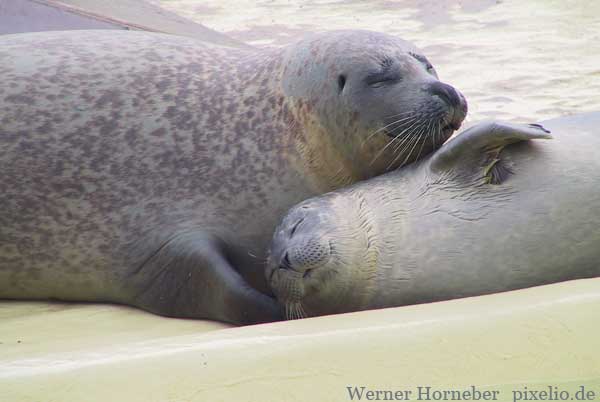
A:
[[388, 119, 422, 157], [298, 303, 308, 319], [399, 125, 426, 167], [370, 115, 424, 166], [384, 130, 418, 168], [425, 118, 434, 145], [294, 304, 301, 320], [414, 127, 428, 164], [391, 115, 424, 144], [361, 113, 416, 148], [388, 129, 420, 169], [390, 133, 415, 158], [393, 118, 422, 149], [368, 119, 415, 166], [412, 119, 433, 164], [363, 113, 418, 142], [383, 110, 418, 120], [385, 138, 414, 170]]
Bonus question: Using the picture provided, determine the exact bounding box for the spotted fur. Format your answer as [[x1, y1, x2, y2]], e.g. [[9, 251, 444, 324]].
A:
[[0, 30, 464, 323]]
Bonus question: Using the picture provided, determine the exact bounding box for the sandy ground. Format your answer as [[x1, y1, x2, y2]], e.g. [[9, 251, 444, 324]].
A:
[[152, 0, 600, 126]]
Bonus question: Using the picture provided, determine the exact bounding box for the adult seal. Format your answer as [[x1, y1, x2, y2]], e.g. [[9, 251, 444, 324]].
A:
[[0, 29, 467, 324], [268, 113, 600, 319]]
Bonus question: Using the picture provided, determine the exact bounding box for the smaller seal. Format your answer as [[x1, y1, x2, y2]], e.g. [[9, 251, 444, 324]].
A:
[[267, 113, 600, 319]]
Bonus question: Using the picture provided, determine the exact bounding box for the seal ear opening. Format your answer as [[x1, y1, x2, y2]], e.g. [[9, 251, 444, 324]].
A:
[[429, 121, 552, 182]]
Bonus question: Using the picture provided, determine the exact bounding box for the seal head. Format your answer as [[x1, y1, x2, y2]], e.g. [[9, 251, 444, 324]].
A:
[[280, 30, 468, 186], [267, 122, 557, 320], [266, 194, 376, 319]]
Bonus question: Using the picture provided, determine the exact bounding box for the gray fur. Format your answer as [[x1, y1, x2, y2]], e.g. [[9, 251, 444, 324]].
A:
[[268, 113, 600, 319], [0, 29, 465, 324]]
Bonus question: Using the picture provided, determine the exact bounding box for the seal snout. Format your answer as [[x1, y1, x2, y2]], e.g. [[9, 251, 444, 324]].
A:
[[270, 210, 333, 280], [267, 202, 337, 314], [427, 81, 462, 110], [426, 81, 468, 127], [278, 238, 332, 278]]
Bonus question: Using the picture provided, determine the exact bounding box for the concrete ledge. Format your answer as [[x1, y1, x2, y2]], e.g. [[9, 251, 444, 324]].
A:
[[2, 278, 600, 401]]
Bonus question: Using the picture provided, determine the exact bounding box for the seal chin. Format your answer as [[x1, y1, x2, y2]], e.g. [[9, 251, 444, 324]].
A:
[[440, 121, 461, 142], [268, 266, 311, 320]]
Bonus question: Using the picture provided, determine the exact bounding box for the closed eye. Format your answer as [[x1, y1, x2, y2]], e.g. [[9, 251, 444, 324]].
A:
[[366, 74, 401, 88], [290, 218, 304, 236], [366, 56, 402, 88]]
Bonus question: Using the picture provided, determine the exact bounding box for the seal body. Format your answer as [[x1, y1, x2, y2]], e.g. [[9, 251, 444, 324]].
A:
[[0, 30, 466, 324], [268, 113, 600, 318]]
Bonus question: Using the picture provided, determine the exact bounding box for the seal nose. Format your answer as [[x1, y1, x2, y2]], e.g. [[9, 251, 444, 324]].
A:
[[279, 250, 313, 278], [281, 251, 293, 270], [278, 239, 331, 278], [427, 81, 462, 110]]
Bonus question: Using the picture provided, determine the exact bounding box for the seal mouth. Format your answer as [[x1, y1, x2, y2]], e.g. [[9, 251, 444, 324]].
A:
[[269, 267, 309, 320], [441, 120, 461, 138], [445, 120, 462, 131], [440, 98, 467, 140], [277, 252, 314, 279]]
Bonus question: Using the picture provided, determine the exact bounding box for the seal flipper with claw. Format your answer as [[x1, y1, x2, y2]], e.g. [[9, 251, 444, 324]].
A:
[[429, 121, 553, 184], [124, 230, 282, 325]]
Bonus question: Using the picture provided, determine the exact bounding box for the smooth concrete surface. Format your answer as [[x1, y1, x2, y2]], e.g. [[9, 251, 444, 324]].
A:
[[2, 279, 599, 402]]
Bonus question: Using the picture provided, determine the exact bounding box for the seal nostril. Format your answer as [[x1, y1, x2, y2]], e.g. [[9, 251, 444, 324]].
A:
[[337, 75, 346, 93], [282, 252, 291, 269], [428, 81, 461, 109]]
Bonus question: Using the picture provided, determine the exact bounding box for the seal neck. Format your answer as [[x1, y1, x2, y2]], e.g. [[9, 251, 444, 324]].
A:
[[285, 107, 361, 193]]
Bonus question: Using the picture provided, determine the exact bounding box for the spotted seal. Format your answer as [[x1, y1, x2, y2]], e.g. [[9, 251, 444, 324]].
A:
[[268, 114, 600, 319], [0, 29, 466, 324]]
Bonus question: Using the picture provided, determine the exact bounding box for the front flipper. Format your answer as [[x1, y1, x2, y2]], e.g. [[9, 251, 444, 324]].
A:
[[429, 121, 552, 183], [127, 231, 282, 325]]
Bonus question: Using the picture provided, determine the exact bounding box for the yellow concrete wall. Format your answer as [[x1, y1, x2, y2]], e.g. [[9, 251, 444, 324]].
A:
[[2, 279, 600, 402]]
